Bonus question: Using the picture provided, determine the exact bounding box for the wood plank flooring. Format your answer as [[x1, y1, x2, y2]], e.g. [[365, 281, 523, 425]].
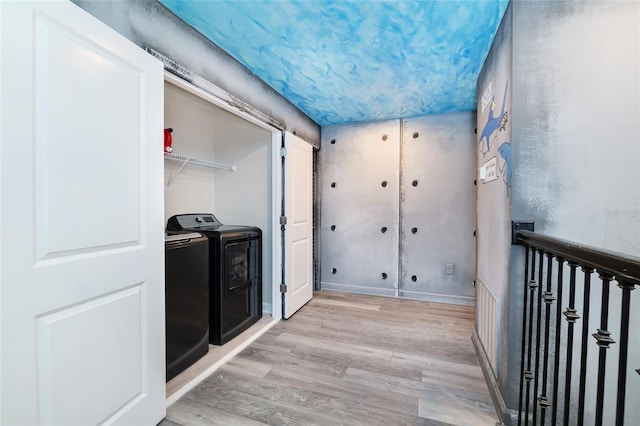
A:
[[167, 316, 276, 401], [160, 291, 498, 426]]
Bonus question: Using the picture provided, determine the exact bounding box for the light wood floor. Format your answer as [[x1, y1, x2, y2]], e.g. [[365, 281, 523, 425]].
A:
[[160, 291, 498, 426]]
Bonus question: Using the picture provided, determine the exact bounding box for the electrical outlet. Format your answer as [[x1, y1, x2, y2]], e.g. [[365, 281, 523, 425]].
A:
[[445, 263, 454, 275]]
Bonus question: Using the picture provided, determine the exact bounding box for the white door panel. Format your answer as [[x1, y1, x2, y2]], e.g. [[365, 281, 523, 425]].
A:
[[34, 11, 143, 256], [1, 1, 165, 425], [283, 132, 313, 318]]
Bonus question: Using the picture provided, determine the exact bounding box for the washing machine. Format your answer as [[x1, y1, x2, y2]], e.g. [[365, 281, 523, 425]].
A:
[[167, 213, 262, 345], [165, 232, 209, 381]]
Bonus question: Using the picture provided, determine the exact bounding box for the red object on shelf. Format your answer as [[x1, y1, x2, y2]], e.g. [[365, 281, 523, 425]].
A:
[[164, 128, 173, 153]]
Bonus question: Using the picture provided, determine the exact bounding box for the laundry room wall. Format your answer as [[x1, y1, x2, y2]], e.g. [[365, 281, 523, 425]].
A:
[[320, 114, 476, 304]]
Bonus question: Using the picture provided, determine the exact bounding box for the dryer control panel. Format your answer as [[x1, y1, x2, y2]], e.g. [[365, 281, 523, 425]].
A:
[[168, 214, 223, 229]]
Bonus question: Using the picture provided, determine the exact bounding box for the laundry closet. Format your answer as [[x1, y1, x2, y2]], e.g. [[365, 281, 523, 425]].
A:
[[163, 77, 277, 317], [161, 74, 315, 396]]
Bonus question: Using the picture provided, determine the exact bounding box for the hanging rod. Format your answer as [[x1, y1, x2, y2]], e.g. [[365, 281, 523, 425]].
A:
[[164, 152, 236, 187]]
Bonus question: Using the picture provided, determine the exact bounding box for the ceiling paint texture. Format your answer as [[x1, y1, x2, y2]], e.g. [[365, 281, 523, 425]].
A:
[[160, 0, 509, 126]]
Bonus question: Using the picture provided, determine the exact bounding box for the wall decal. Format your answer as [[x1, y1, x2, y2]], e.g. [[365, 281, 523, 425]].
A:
[[497, 141, 512, 194], [479, 156, 498, 183], [478, 80, 509, 155]]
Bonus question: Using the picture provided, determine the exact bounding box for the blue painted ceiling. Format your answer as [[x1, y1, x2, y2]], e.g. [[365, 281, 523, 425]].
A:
[[160, 0, 509, 126]]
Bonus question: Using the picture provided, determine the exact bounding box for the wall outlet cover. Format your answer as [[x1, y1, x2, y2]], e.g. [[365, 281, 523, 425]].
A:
[[445, 263, 454, 275]]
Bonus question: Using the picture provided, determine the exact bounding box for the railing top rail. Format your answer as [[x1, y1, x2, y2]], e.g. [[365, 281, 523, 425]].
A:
[[516, 230, 640, 284]]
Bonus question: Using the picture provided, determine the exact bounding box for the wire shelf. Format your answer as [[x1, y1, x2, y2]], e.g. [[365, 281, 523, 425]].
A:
[[164, 152, 236, 186]]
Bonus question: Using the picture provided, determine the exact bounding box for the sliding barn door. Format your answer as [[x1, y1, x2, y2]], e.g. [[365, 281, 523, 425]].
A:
[[1, 2, 165, 424], [282, 132, 313, 318]]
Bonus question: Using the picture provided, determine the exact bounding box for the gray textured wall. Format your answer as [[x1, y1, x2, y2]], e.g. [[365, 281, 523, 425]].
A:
[[321, 115, 476, 304], [321, 120, 401, 296], [510, 2, 640, 424], [475, 1, 513, 396], [73, 0, 320, 146], [474, 1, 640, 424], [401, 114, 476, 304]]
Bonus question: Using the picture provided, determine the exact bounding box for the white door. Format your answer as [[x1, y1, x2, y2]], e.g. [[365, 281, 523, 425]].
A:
[[283, 132, 314, 319], [1, 2, 165, 425]]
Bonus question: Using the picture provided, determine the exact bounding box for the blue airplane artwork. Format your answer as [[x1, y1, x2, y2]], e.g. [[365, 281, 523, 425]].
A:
[[497, 141, 512, 195], [479, 80, 509, 154]]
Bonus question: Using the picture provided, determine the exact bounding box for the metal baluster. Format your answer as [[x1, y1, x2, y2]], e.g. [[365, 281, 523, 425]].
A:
[[532, 250, 545, 425], [615, 278, 636, 426], [518, 246, 530, 426], [562, 262, 579, 426], [551, 257, 565, 425], [539, 253, 555, 424], [524, 248, 538, 426], [593, 273, 615, 426], [577, 267, 593, 426]]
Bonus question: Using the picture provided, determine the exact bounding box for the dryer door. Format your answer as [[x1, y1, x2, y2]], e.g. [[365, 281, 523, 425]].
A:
[[225, 239, 259, 294]]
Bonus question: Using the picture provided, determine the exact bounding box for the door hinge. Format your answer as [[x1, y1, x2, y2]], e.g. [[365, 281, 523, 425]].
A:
[[280, 216, 287, 225], [280, 147, 287, 157], [280, 283, 287, 293]]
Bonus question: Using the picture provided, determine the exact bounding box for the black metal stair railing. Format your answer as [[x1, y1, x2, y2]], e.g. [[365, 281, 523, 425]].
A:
[[515, 229, 639, 426]]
